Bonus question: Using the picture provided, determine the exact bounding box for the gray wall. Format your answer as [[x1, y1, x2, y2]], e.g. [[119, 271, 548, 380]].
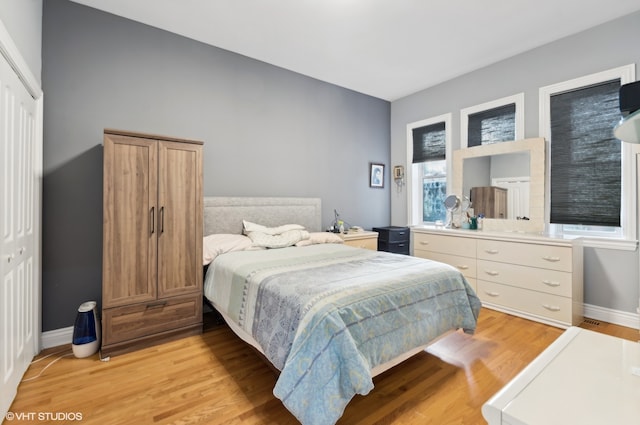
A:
[[0, 0, 42, 84], [391, 12, 640, 314], [42, 0, 390, 331]]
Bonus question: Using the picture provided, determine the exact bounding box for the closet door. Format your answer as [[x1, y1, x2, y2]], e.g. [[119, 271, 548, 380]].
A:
[[157, 141, 202, 298], [0, 50, 38, 418], [102, 134, 158, 307]]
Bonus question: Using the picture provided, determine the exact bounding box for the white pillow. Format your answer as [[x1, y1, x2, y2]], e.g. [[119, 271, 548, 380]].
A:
[[242, 220, 305, 235], [203, 234, 253, 265], [246, 229, 310, 249], [295, 232, 344, 246]]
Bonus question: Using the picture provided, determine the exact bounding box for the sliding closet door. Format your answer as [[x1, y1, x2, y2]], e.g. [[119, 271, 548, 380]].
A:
[[0, 50, 39, 417]]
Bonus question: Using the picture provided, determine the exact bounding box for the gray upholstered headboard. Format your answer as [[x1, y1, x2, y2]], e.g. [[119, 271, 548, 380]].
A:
[[203, 197, 322, 235]]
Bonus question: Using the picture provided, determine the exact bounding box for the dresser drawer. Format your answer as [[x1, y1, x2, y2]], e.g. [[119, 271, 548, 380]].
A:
[[477, 260, 572, 297], [413, 233, 476, 258], [418, 251, 477, 279], [477, 239, 572, 272], [103, 294, 202, 346], [477, 280, 572, 324]]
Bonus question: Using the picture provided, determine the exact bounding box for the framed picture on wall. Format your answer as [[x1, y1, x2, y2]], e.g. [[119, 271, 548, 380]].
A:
[[370, 163, 384, 188]]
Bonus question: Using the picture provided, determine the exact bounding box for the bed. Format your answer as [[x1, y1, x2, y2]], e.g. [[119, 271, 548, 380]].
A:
[[202, 197, 481, 425]]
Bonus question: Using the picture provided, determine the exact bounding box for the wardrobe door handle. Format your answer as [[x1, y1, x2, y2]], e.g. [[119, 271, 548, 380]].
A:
[[150, 207, 155, 235], [160, 206, 165, 233]]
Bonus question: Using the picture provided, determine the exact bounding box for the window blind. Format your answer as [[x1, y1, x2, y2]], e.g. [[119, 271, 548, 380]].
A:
[[412, 122, 445, 163], [468, 104, 516, 147], [550, 79, 621, 227]]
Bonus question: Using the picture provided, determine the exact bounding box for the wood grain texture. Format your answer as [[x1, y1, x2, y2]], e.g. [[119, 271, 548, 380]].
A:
[[102, 131, 203, 357], [11, 309, 637, 424]]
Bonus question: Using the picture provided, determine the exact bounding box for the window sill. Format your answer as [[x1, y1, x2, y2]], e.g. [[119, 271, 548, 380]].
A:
[[579, 237, 638, 251]]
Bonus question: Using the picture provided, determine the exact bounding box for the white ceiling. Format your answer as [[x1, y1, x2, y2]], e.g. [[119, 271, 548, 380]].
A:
[[70, 0, 640, 101]]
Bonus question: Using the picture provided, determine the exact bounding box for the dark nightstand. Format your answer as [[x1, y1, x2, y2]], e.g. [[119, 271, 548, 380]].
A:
[[372, 226, 410, 255]]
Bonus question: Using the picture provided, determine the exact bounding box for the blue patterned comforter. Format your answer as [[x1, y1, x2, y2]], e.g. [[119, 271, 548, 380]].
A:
[[204, 244, 480, 425]]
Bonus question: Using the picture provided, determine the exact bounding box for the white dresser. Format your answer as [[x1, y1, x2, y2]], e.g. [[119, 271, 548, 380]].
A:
[[412, 227, 583, 328], [482, 327, 640, 425]]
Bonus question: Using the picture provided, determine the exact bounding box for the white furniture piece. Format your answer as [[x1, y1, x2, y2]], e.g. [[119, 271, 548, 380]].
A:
[[412, 227, 583, 328], [340, 230, 378, 250], [482, 327, 640, 425]]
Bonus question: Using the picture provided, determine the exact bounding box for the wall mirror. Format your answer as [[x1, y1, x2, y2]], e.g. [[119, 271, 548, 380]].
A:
[[452, 137, 545, 233]]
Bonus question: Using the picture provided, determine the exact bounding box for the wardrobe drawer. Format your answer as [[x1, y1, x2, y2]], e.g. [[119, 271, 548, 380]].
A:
[[477, 239, 572, 272], [477, 260, 572, 297], [413, 233, 476, 258], [103, 294, 202, 346], [420, 251, 477, 279], [477, 280, 572, 324]]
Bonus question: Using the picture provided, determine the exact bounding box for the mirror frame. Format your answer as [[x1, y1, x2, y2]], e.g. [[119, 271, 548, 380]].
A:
[[452, 137, 546, 233]]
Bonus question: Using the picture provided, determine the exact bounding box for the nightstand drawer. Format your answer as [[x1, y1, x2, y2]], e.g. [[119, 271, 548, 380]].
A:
[[373, 226, 410, 243], [378, 240, 409, 254], [103, 294, 202, 346], [343, 237, 378, 250]]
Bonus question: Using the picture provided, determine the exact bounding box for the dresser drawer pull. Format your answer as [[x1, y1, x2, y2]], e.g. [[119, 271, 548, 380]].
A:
[[146, 301, 167, 309], [484, 291, 500, 297], [542, 256, 561, 262], [456, 264, 469, 270], [542, 304, 561, 312], [484, 270, 500, 276], [419, 240, 430, 245], [484, 249, 500, 255], [542, 280, 561, 287]]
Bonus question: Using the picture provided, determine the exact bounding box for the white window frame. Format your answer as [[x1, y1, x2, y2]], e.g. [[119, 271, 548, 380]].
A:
[[460, 93, 525, 148], [406, 113, 452, 226], [539, 64, 637, 250]]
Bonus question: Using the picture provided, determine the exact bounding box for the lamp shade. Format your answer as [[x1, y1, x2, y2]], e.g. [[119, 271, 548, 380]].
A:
[[614, 108, 640, 143]]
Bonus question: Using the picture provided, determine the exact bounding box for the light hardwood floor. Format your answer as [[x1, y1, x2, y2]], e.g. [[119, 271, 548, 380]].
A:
[[10, 308, 638, 424]]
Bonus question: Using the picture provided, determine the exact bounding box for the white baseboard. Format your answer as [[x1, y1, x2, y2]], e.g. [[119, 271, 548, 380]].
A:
[[39, 303, 639, 350], [41, 326, 73, 349], [583, 303, 640, 330]]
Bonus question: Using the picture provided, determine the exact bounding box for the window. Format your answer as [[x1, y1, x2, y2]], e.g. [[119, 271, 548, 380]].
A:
[[539, 65, 636, 247], [461, 93, 525, 148], [407, 114, 452, 225]]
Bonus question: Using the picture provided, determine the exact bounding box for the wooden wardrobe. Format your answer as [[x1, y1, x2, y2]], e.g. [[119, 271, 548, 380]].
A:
[[101, 129, 203, 357]]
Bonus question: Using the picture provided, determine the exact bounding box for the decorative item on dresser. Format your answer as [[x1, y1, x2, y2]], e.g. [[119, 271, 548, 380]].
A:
[[373, 226, 410, 254], [101, 129, 204, 357], [412, 228, 584, 328], [340, 230, 378, 250]]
